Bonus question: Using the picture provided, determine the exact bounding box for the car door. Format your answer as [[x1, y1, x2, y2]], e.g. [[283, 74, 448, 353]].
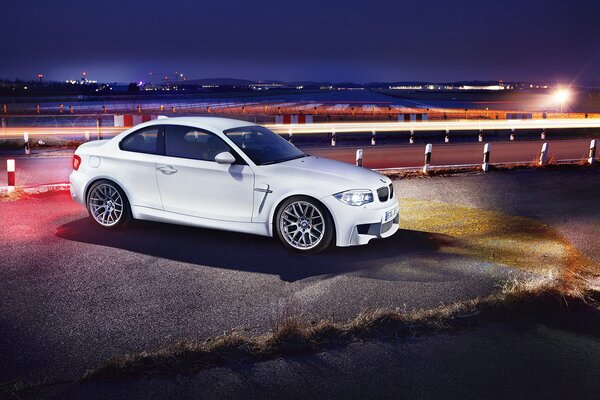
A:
[[155, 125, 255, 222], [115, 125, 164, 210]]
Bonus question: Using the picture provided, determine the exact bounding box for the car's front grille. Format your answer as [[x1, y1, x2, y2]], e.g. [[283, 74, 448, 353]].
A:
[[377, 186, 389, 202]]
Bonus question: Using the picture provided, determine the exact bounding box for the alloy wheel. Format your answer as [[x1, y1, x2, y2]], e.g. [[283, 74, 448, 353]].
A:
[[88, 183, 125, 227], [279, 201, 325, 250]]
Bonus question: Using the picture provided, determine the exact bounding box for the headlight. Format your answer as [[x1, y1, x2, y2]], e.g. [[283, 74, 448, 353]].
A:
[[333, 190, 374, 206]]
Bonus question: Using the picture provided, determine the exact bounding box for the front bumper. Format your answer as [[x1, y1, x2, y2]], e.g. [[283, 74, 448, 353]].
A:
[[321, 196, 400, 247]]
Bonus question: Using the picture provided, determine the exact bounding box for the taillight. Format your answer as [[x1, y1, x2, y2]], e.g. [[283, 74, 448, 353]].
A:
[[73, 155, 82, 171]]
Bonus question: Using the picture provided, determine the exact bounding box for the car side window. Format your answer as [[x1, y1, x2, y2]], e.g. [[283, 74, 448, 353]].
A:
[[165, 125, 242, 162], [120, 126, 164, 155]]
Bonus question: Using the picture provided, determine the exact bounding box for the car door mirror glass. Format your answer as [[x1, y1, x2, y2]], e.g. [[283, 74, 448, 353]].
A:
[[215, 151, 236, 164]]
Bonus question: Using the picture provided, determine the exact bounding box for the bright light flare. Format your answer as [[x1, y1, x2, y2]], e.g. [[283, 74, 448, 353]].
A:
[[554, 89, 570, 104]]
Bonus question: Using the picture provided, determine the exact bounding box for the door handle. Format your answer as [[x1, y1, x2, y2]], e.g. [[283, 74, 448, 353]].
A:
[[157, 165, 177, 175]]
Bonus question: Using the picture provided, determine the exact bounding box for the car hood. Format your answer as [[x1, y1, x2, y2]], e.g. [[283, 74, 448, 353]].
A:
[[263, 155, 391, 194]]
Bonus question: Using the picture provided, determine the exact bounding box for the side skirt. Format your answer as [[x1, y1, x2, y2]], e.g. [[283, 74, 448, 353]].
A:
[[132, 206, 272, 237]]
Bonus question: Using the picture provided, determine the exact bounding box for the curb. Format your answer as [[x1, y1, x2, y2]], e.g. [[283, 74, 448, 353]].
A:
[[0, 182, 70, 195]]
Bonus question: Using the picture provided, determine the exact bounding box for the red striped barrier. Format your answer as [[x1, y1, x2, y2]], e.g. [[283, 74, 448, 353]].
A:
[[7, 159, 15, 187]]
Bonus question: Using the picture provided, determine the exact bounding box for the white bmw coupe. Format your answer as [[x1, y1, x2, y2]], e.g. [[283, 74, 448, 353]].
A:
[[70, 117, 399, 253]]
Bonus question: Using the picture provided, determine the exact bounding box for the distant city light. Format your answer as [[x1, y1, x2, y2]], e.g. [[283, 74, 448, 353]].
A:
[[390, 83, 508, 91]]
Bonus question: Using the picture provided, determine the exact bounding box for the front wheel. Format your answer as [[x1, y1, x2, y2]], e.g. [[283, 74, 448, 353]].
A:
[[275, 196, 334, 254], [86, 180, 131, 228]]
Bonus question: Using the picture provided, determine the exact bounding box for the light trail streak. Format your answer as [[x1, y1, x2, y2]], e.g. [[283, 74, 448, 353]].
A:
[[0, 118, 599, 140], [266, 118, 600, 134]]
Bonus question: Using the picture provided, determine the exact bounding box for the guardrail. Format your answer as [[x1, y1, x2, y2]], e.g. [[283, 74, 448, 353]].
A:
[[347, 139, 598, 172], [1, 139, 598, 190]]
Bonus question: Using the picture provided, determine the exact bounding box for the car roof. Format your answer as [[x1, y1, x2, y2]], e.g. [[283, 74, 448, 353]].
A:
[[146, 116, 258, 132]]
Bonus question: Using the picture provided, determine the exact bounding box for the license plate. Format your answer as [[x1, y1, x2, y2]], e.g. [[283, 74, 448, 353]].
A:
[[385, 207, 398, 222]]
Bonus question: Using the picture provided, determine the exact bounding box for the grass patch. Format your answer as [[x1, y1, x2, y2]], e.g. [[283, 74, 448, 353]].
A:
[[0, 378, 54, 399], [383, 161, 599, 180], [399, 198, 599, 287], [0, 188, 30, 202], [85, 276, 600, 380]]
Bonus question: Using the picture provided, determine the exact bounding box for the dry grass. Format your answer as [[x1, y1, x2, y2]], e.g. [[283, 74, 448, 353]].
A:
[[84, 275, 600, 380], [383, 161, 598, 180], [0, 378, 54, 399], [0, 188, 30, 202], [399, 198, 600, 286]]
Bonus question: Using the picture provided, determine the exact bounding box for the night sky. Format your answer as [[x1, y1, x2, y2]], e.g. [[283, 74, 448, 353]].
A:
[[1, 0, 599, 83]]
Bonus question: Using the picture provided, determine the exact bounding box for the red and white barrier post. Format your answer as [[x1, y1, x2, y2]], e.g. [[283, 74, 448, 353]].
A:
[[356, 149, 363, 167], [24, 132, 31, 155], [482, 143, 490, 172], [539, 142, 549, 166], [7, 159, 15, 188], [423, 143, 432, 173], [589, 140, 597, 165]]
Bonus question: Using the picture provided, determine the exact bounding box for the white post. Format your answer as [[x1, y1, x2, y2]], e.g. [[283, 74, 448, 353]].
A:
[[444, 129, 450, 143], [7, 159, 15, 189], [478, 130, 483, 142], [331, 129, 336, 147], [510, 129, 516, 141], [84, 131, 90, 141], [356, 149, 363, 167], [482, 143, 490, 172], [96, 118, 102, 140], [423, 143, 432, 173], [24, 132, 30, 155], [371, 130, 376, 146], [589, 140, 597, 165], [541, 129, 546, 140], [539, 142, 548, 166], [409, 129, 414, 144], [288, 127, 293, 143]]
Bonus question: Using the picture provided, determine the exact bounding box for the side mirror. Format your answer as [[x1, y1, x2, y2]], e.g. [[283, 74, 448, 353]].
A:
[[215, 151, 236, 165]]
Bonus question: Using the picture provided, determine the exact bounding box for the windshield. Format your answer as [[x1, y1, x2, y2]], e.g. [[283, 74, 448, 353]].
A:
[[224, 125, 306, 165]]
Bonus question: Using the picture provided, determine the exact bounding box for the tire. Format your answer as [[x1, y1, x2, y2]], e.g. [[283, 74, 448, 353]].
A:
[[86, 179, 131, 229], [275, 196, 334, 254]]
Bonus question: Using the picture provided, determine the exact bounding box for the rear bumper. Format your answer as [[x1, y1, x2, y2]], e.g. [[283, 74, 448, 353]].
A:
[[69, 170, 88, 207], [321, 196, 400, 247]]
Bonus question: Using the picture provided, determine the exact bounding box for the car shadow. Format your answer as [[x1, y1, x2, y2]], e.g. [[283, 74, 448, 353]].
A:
[[56, 218, 449, 282]]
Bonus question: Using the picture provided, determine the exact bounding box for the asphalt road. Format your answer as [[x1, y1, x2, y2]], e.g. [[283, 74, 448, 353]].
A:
[[40, 323, 600, 400], [1, 168, 599, 392], [0, 138, 596, 186]]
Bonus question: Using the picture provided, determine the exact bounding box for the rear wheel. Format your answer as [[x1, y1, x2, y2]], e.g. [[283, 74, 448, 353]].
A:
[[86, 180, 131, 228], [275, 196, 334, 254]]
